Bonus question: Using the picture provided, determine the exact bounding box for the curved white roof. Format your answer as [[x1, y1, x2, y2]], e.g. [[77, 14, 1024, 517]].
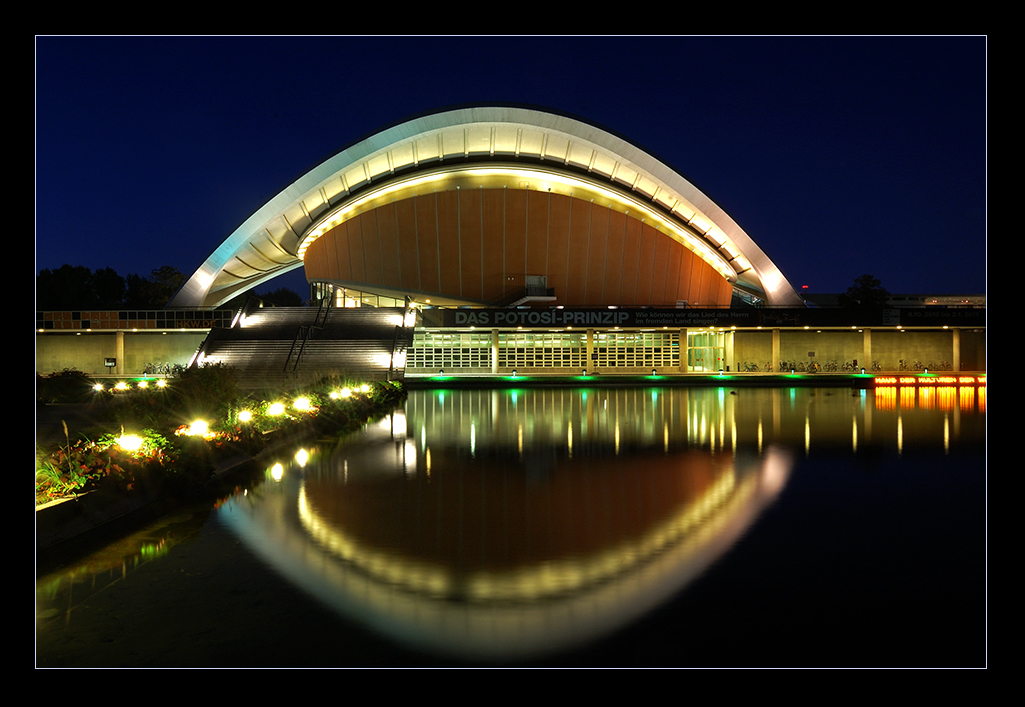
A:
[[171, 105, 804, 309]]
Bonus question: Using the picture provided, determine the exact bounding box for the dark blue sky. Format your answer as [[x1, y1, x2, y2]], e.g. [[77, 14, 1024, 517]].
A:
[[35, 36, 987, 298]]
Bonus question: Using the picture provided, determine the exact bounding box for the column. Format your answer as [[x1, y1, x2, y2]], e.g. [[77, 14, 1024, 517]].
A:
[[491, 328, 499, 374], [586, 329, 594, 374], [679, 328, 687, 373], [116, 330, 125, 375]]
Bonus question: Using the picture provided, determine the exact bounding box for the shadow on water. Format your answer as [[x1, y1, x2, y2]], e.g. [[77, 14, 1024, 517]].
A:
[[36, 385, 987, 667]]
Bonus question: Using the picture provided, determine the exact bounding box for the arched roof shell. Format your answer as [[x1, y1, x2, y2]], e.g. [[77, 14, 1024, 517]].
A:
[[171, 105, 803, 309]]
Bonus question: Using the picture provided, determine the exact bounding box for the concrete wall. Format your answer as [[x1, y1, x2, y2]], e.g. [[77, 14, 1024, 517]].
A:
[[36, 331, 208, 376], [36, 326, 987, 378], [733, 328, 985, 372]]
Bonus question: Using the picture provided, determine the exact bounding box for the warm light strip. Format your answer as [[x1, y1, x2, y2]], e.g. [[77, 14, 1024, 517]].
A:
[[295, 164, 738, 281]]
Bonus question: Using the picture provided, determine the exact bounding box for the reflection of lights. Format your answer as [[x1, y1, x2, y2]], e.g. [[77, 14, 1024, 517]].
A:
[[271, 463, 284, 481], [391, 412, 407, 437], [296, 448, 309, 467], [290, 449, 754, 611], [403, 440, 417, 476]]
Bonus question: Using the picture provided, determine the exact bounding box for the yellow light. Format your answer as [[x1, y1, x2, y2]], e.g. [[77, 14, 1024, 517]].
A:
[[93, 383, 104, 392], [156, 379, 167, 388], [189, 420, 209, 436], [238, 410, 252, 423], [293, 397, 311, 411], [117, 434, 143, 452], [359, 384, 370, 393], [115, 381, 129, 390], [268, 402, 285, 416], [137, 380, 149, 389], [340, 388, 352, 398], [296, 448, 309, 467]]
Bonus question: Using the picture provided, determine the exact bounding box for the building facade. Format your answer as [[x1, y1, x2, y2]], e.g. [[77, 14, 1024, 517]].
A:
[[38, 106, 985, 379]]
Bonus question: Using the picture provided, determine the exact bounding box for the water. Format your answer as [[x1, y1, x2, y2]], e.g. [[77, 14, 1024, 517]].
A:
[[36, 385, 987, 667]]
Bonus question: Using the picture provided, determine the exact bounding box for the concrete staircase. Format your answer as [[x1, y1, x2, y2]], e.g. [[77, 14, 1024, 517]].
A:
[[192, 303, 413, 391]]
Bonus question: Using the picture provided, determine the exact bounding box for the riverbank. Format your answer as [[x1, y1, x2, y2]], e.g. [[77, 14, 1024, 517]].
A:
[[403, 371, 987, 389], [36, 380, 409, 553]]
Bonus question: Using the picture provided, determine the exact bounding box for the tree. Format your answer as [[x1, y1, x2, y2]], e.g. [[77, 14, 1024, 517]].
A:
[[125, 266, 187, 308], [148, 266, 187, 307], [36, 264, 187, 310], [837, 274, 890, 310], [93, 267, 127, 309], [36, 265, 96, 310]]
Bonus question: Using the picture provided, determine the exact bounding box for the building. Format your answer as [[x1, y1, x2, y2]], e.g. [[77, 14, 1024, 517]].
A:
[[38, 106, 985, 379]]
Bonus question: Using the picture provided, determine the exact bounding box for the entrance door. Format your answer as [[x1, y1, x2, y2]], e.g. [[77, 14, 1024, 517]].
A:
[[687, 331, 725, 372]]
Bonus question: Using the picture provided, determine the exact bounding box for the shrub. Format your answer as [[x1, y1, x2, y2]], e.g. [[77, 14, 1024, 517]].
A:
[[36, 368, 93, 404], [35, 429, 175, 503], [167, 363, 239, 423]]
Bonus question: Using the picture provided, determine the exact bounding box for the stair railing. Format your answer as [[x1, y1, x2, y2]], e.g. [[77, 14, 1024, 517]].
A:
[[284, 292, 333, 373]]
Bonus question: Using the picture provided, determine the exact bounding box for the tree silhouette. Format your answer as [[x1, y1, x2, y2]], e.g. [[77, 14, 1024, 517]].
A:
[[837, 274, 890, 310], [37, 264, 187, 310]]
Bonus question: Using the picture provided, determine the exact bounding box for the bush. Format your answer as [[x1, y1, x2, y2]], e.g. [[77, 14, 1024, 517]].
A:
[[36, 368, 93, 404], [168, 363, 238, 423], [35, 429, 175, 503], [111, 363, 239, 433]]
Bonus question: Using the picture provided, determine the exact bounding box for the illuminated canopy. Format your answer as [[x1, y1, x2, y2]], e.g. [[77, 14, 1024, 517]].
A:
[[171, 105, 803, 309]]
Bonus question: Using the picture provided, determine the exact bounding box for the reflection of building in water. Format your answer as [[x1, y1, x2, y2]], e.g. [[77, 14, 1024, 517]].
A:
[[220, 399, 793, 660], [218, 386, 984, 660]]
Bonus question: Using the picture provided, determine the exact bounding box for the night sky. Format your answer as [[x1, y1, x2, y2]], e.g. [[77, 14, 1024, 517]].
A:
[[35, 36, 987, 301]]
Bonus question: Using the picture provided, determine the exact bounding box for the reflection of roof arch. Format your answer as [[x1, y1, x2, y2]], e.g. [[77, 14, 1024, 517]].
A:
[[171, 105, 803, 309]]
